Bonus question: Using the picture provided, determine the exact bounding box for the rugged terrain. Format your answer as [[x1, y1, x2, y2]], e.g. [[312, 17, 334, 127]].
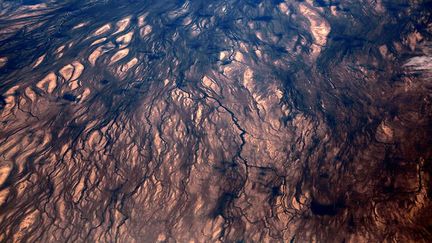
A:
[[0, 0, 431, 242]]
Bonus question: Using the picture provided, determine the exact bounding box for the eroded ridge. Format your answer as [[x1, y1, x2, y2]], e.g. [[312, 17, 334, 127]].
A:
[[0, 0, 432, 242]]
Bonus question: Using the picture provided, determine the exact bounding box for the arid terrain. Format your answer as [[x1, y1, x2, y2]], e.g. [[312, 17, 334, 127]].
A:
[[0, 0, 431, 242]]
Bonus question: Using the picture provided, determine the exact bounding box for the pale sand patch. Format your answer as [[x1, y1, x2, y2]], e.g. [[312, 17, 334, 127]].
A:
[[0, 188, 9, 207], [19, 3, 47, 11], [59, 61, 84, 81], [110, 48, 129, 64], [190, 25, 201, 38], [138, 13, 149, 27], [254, 49, 262, 58], [56, 45, 65, 54], [164, 79, 170, 86], [59, 64, 74, 80], [234, 51, 244, 62], [10, 4, 48, 20], [219, 51, 229, 61], [4, 85, 19, 96], [72, 176, 85, 203], [113, 16, 131, 35], [222, 65, 235, 77], [153, 131, 162, 154], [90, 37, 107, 46], [88, 130, 102, 147], [14, 210, 38, 242], [121, 57, 138, 72], [375, 121, 395, 143], [93, 23, 111, 36], [0, 162, 13, 187], [255, 31, 264, 41], [243, 68, 254, 92], [239, 42, 248, 51], [202, 216, 224, 240], [116, 57, 138, 78], [299, 4, 331, 55], [157, 233, 166, 242], [69, 80, 80, 90], [57, 200, 66, 222], [379, 45, 388, 57], [56, 45, 65, 59], [116, 31, 134, 48], [41, 132, 51, 147], [0, 57, 7, 68], [404, 56, 432, 71], [278, 2, 289, 14], [89, 169, 97, 185], [183, 16, 193, 26], [171, 88, 193, 107], [71, 61, 84, 80], [195, 103, 203, 124], [275, 87, 283, 100], [202, 75, 220, 94], [79, 88, 91, 102], [88, 47, 103, 66], [24, 87, 37, 102], [36, 72, 57, 93], [72, 22, 87, 30], [140, 25, 152, 38], [331, 6, 338, 16], [406, 31, 423, 51], [33, 54, 45, 68]]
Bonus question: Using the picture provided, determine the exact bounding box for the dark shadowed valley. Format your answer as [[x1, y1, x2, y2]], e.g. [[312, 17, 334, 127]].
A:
[[0, 0, 432, 242]]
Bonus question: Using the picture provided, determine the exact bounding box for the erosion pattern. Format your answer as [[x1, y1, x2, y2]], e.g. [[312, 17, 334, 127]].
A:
[[0, 0, 431, 242]]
